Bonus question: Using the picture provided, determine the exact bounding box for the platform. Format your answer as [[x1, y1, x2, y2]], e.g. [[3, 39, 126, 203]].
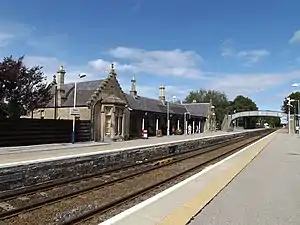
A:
[[99, 130, 300, 225], [0, 130, 240, 166], [189, 131, 300, 225]]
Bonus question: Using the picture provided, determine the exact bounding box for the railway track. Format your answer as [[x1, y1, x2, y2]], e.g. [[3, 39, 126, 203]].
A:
[[0, 135, 244, 201], [0, 130, 273, 225]]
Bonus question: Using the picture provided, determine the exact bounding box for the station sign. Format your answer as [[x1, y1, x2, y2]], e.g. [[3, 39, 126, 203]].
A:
[[70, 108, 80, 116]]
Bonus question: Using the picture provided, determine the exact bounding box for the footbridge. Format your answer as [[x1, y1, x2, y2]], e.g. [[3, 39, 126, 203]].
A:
[[222, 110, 287, 131]]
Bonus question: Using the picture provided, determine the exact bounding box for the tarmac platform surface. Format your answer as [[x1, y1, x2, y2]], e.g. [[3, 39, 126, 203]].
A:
[[100, 130, 300, 225], [189, 131, 300, 225]]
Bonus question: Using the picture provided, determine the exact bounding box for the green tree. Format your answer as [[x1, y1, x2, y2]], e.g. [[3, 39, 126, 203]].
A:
[[185, 89, 230, 128], [0, 56, 53, 118], [228, 95, 258, 128], [281, 92, 300, 115], [263, 116, 281, 128], [229, 95, 258, 112]]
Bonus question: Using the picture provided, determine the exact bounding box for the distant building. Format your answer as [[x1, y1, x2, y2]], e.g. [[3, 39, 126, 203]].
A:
[[30, 65, 216, 142]]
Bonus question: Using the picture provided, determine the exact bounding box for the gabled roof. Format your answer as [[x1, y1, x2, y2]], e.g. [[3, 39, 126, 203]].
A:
[[183, 103, 211, 117], [47, 80, 104, 107]]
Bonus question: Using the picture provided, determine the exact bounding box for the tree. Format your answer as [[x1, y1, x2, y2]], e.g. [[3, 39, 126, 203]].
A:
[[229, 95, 258, 113], [228, 95, 258, 128], [184, 89, 230, 128], [263, 117, 281, 128], [281, 92, 300, 115], [0, 56, 53, 118]]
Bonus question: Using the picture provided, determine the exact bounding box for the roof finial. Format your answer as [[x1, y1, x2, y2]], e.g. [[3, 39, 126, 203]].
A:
[[52, 74, 57, 84], [57, 65, 65, 74], [131, 75, 136, 81], [109, 63, 117, 78]]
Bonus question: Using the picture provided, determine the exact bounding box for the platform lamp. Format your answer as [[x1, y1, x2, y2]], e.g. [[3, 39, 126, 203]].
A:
[[286, 97, 295, 135], [72, 73, 87, 144], [167, 96, 177, 136], [52, 75, 58, 120], [292, 83, 300, 135]]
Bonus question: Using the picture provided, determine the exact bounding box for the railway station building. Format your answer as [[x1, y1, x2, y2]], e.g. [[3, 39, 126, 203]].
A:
[[31, 65, 216, 142]]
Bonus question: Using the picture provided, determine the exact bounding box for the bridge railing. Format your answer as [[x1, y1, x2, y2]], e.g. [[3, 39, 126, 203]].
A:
[[222, 110, 287, 131]]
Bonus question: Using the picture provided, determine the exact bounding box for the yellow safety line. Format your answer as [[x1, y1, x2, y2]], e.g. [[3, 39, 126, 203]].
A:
[[157, 132, 277, 225]]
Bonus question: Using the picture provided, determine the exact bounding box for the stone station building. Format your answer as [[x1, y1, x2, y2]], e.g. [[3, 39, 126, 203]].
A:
[[32, 65, 216, 142]]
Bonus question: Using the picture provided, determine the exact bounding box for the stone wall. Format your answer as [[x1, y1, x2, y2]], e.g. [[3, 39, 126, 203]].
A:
[[0, 129, 272, 194], [24, 107, 91, 120]]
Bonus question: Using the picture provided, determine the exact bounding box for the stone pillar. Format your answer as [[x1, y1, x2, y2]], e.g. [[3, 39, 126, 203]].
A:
[[177, 119, 180, 130], [111, 108, 115, 139], [100, 107, 105, 142], [185, 121, 188, 135], [122, 114, 125, 136], [192, 120, 195, 134], [156, 118, 159, 131], [198, 120, 201, 133], [118, 116, 122, 135], [142, 117, 145, 130]]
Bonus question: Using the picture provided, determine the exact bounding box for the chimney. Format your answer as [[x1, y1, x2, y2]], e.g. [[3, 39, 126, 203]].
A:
[[57, 65, 66, 88], [130, 75, 137, 97], [159, 85, 166, 103], [56, 65, 66, 106]]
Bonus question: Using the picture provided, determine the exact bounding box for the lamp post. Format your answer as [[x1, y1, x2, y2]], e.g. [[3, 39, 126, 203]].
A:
[[210, 105, 215, 131], [286, 97, 296, 134], [292, 83, 300, 134], [167, 96, 176, 136], [52, 75, 58, 120], [72, 73, 87, 144]]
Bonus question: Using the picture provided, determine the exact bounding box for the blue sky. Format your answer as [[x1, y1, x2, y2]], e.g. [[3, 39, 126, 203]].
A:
[[1, 0, 300, 111]]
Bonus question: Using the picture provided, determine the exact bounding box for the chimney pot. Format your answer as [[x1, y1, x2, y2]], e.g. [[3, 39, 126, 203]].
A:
[[159, 85, 166, 103]]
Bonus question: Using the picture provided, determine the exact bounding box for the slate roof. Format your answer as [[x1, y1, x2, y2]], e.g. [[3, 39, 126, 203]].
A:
[[47, 79, 104, 107], [124, 94, 209, 117], [184, 103, 211, 117], [46, 79, 211, 117], [125, 94, 187, 114]]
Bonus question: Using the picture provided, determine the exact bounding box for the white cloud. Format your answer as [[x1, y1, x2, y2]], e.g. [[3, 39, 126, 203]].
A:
[[118, 75, 190, 101], [0, 33, 14, 47], [206, 70, 300, 99], [89, 47, 204, 79], [88, 59, 111, 73], [237, 49, 270, 66], [220, 39, 235, 57], [220, 39, 270, 66], [23, 55, 108, 84], [27, 34, 69, 54], [23, 56, 63, 82], [0, 22, 33, 47], [289, 30, 300, 44]]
